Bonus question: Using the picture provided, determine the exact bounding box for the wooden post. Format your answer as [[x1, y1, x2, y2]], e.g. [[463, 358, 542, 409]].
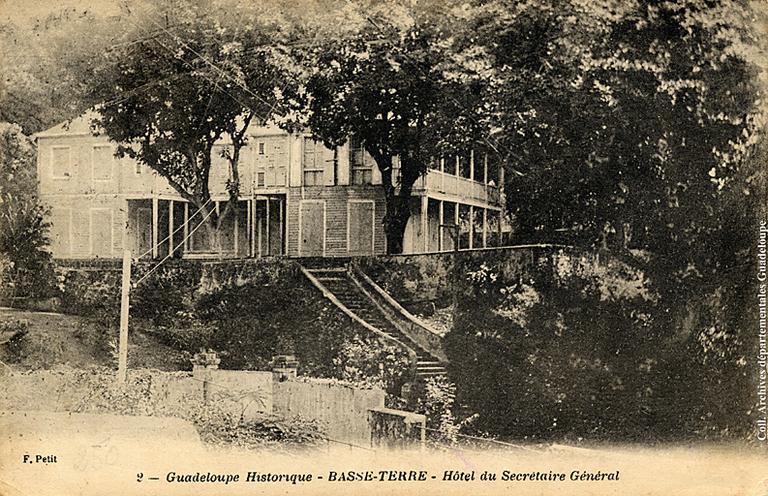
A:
[[117, 249, 131, 384], [454, 202, 460, 251], [279, 198, 285, 255], [183, 203, 189, 252], [151, 197, 159, 258], [439, 157, 445, 191], [469, 150, 475, 182], [247, 200, 253, 257], [482, 208, 488, 248], [266, 198, 271, 256], [468, 205, 474, 250], [483, 154, 489, 203], [421, 196, 429, 253], [168, 200, 174, 256], [498, 211, 503, 247], [438, 200, 444, 252], [257, 200, 263, 258]]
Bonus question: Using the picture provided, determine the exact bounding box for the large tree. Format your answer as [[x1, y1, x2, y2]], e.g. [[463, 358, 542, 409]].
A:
[[281, 0, 490, 253], [82, 0, 289, 250], [445, 0, 768, 438], [0, 123, 54, 297]]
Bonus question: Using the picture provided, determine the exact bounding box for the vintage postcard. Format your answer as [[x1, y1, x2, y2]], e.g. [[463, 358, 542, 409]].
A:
[[1, 0, 766, 494]]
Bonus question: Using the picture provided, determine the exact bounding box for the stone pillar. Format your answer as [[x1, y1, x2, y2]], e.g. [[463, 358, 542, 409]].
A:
[[271, 354, 299, 382]]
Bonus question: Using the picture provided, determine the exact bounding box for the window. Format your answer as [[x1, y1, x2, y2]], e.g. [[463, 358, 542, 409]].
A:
[[258, 142, 265, 155], [302, 137, 325, 186], [51, 146, 72, 179], [257, 171, 266, 187], [92, 145, 113, 181], [349, 138, 374, 185]]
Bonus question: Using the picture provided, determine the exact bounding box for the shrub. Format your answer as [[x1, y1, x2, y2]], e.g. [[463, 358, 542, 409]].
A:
[[0, 319, 31, 363], [332, 334, 412, 398]]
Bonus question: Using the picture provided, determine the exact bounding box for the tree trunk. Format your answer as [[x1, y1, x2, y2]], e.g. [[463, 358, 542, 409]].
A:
[[383, 194, 412, 254], [377, 154, 421, 254]]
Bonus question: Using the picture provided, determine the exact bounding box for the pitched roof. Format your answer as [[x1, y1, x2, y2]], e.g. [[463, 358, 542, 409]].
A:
[[34, 110, 102, 138]]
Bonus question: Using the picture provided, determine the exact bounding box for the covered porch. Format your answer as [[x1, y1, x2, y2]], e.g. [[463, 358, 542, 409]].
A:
[[403, 196, 513, 254], [126, 195, 286, 259]]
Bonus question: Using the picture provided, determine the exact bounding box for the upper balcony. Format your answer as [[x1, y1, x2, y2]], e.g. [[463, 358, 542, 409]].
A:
[[396, 152, 503, 208], [414, 169, 501, 206]]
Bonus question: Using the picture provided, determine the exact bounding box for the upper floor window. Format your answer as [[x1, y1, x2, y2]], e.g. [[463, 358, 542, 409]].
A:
[[302, 137, 325, 186], [92, 145, 114, 181], [258, 142, 265, 155], [51, 146, 72, 179], [349, 138, 374, 185]]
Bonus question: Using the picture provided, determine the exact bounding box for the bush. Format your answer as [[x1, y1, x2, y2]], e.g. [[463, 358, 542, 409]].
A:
[[0, 319, 31, 364], [332, 334, 412, 398], [195, 278, 355, 376]]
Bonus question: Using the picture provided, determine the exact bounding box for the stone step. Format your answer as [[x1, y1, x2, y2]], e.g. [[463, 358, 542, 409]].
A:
[[302, 262, 446, 378], [416, 371, 447, 377], [416, 366, 447, 372]]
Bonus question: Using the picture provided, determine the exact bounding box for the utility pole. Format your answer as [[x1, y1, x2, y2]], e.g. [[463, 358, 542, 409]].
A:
[[117, 249, 131, 383]]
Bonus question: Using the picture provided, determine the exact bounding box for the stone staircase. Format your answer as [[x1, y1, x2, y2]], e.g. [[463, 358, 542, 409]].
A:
[[301, 262, 447, 380]]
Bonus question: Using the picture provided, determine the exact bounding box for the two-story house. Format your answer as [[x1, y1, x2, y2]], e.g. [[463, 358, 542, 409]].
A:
[[36, 113, 510, 259]]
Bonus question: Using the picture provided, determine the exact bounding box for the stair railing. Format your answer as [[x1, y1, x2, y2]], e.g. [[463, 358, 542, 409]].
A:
[[348, 263, 448, 363], [298, 265, 419, 372]]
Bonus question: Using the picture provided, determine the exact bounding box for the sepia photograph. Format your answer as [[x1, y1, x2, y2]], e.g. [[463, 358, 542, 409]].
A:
[[0, 0, 767, 494]]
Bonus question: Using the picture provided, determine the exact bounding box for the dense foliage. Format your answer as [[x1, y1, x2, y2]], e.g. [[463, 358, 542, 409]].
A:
[[445, 251, 756, 442], [0, 123, 55, 297]]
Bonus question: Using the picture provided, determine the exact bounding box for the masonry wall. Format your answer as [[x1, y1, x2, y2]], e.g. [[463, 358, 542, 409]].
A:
[[273, 378, 385, 446], [357, 246, 649, 313]]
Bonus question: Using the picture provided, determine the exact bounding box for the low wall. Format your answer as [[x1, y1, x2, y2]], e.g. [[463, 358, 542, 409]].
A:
[[369, 407, 426, 449], [0, 368, 202, 413], [273, 378, 385, 446], [199, 369, 274, 419], [1, 367, 428, 448]]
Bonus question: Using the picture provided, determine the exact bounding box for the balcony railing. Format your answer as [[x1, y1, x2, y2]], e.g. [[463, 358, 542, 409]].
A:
[[413, 169, 500, 205]]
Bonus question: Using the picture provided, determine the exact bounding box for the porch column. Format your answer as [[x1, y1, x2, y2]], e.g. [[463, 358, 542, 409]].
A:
[[152, 197, 159, 259], [482, 208, 488, 248], [183, 203, 189, 252], [168, 200, 174, 255], [266, 198, 271, 256], [468, 205, 474, 250], [438, 200, 444, 252], [454, 202, 460, 251], [247, 200, 253, 257], [257, 200, 263, 258], [483, 154, 489, 203], [498, 211, 503, 247], [279, 199, 285, 255], [455, 155, 459, 177], [469, 150, 475, 182], [439, 157, 445, 191], [421, 196, 429, 253]]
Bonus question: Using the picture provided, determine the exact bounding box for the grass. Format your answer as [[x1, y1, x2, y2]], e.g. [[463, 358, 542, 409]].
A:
[[0, 307, 188, 371]]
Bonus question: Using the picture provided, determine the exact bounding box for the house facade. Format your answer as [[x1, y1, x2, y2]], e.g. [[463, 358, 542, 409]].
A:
[[36, 114, 510, 259]]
